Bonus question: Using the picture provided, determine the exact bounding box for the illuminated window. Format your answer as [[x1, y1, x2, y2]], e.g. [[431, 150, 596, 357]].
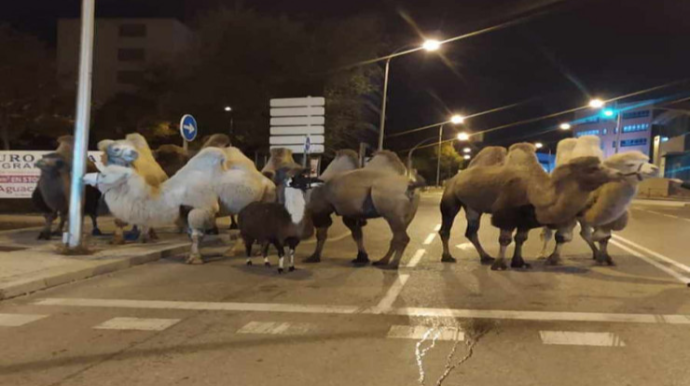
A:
[[620, 138, 648, 147]]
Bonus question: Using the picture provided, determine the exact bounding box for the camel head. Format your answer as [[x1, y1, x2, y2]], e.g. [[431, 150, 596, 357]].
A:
[[201, 134, 231, 149], [83, 164, 134, 192], [35, 153, 70, 175], [262, 147, 300, 182], [552, 156, 621, 192], [604, 151, 660, 181], [98, 139, 139, 167]]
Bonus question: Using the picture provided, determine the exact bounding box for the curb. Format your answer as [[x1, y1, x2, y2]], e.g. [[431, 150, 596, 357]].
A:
[[0, 243, 189, 301]]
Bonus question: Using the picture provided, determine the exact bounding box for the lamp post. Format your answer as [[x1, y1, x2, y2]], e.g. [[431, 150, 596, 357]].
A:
[[436, 114, 465, 187], [407, 137, 436, 176], [224, 106, 234, 135], [378, 39, 443, 150], [590, 98, 622, 154]]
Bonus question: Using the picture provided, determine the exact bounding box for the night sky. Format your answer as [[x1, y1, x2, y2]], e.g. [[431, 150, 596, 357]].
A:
[[3, 0, 690, 150]]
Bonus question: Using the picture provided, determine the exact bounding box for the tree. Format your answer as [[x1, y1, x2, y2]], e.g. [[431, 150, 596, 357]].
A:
[[412, 142, 465, 183], [0, 25, 72, 150]]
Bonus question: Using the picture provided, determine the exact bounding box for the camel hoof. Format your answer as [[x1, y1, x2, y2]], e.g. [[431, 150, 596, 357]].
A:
[[480, 256, 495, 265], [289, 266, 295, 272], [186, 254, 204, 265], [206, 227, 220, 236], [352, 252, 370, 264], [278, 268, 284, 274], [265, 262, 271, 267], [596, 254, 615, 266], [441, 254, 457, 263], [491, 260, 508, 271], [91, 228, 103, 236], [303, 255, 321, 263]]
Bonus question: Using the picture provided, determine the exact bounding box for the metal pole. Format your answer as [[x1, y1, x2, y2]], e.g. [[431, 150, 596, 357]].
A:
[[377, 57, 392, 151], [614, 103, 622, 154], [66, 0, 95, 248], [436, 124, 444, 187]]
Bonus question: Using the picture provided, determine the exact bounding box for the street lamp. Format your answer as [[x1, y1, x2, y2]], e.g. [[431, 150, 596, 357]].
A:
[[535, 142, 544, 149], [589, 98, 604, 108], [463, 147, 471, 153], [464, 154, 471, 160], [224, 106, 234, 135], [559, 123, 571, 130], [436, 114, 463, 187], [378, 39, 445, 150], [457, 132, 470, 141]]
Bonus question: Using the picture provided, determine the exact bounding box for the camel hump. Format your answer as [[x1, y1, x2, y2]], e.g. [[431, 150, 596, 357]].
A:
[[468, 146, 506, 168], [202, 134, 231, 149], [365, 150, 407, 175]]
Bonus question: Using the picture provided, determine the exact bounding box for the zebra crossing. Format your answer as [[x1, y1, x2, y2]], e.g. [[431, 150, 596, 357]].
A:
[[0, 312, 629, 348]]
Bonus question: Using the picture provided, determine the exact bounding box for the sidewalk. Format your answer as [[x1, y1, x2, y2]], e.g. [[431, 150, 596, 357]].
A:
[[0, 217, 192, 300], [632, 197, 690, 208]]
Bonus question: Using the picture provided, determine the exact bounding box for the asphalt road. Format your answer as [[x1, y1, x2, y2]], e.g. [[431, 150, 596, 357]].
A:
[[2, 193, 690, 386]]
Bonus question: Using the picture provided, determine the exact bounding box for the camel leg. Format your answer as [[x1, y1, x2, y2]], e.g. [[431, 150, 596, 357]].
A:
[[580, 224, 599, 260], [304, 213, 332, 263], [373, 218, 410, 269], [38, 212, 57, 240], [511, 228, 531, 269], [492, 229, 513, 271], [52, 212, 66, 236], [439, 194, 461, 262], [186, 229, 204, 264], [148, 228, 159, 241], [90, 214, 102, 236], [466, 209, 494, 264], [138, 225, 151, 243], [229, 215, 239, 230], [593, 228, 615, 266], [546, 222, 576, 266], [539, 227, 553, 258], [343, 217, 369, 264]]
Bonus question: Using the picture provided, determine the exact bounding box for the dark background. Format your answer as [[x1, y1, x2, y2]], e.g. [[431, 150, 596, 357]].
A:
[[2, 0, 690, 151]]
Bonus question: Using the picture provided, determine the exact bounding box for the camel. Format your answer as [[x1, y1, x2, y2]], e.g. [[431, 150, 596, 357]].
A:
[[153, 144, 189, 177], [85, 147, 276, 264], [98, 133, 169, 243], [305, 150, 423, 268], [261, 148, 301, 181], [33, 136, 102, 240], [540, 150, 659, 265], [439, 139, 623, 270]]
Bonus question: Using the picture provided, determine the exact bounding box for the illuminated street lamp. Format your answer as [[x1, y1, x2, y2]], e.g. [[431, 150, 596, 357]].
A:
[[559, 123, 571, 130], [224, 106, 232, 112], [463, 147, 471, 153], [589, 98, 605, 108], [603, 109, 615, 117], [450, 114, 465, 124], [437, 114, 463, 186], [464, 154, 471, 160], [457, 132, 470, 141], [535, 142, 544, 149], [378, 39, 445, 150], [224, 106, 234, 134]]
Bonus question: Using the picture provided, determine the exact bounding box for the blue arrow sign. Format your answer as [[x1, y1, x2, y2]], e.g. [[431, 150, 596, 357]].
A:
[[304, 135, 311, 153], [180, 114, 198, 142]]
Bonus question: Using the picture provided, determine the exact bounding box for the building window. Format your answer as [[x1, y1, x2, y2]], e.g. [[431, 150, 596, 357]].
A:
[[622, 110, 650, 119], [622, 123, 649, 133], [575, 129, 600, 137], [620, 138, 648, 147], [117, 48, 145, 62], [117, 70, 144, 85], [603, 128, 608, 135], [581, 117, 600, 125], [119, 24, 147, 37]]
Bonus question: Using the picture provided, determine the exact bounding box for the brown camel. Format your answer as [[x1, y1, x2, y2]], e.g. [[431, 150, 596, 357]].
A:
[[305, 150, 423, 268], [439, 142, 622, 270]]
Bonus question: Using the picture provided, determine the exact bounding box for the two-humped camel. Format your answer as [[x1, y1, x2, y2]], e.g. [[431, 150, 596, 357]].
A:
[[305, 150, 423, 268], [439, 138, 622, 270]]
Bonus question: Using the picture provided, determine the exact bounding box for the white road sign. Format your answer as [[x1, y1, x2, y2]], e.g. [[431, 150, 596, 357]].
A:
[[269, 96, 325, 154]]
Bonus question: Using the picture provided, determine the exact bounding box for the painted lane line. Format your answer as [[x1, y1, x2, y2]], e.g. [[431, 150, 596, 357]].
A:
[[456, 243, 474, 251], [94, 317, 180, 331], [434, 224, 441, 232], [36, 298, 360, 315], [406, 249, 426, 268], [609, 240, 689, 285], [539, 331, 625, 347], [371, 274, 410, 314], [614, 234, 690, 274], [388, 325, 464, 341], [423, 233, 436, 245], [642, 210, 690, 223], [37, 298, 690, 325], [237, 321, 315, 335], [0, 313, 48, 327]]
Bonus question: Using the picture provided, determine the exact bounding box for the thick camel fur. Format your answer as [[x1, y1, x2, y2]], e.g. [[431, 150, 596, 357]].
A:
[[439, 138, 622, 270], [261, 148, 301, 181], [33, 136, 102, 240], [305, 150, 422, 268], [541, 151, 659, 265]]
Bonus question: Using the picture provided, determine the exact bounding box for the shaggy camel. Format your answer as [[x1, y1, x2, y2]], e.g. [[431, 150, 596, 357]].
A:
[[540, 151, 659, 265], [86, 147, 276, 264], [33, 136, 102, 240], [261, 148, 301, 181], [98, 133, 169, 243], [440, 140, 622, 270], [305, 150, 423, 268]]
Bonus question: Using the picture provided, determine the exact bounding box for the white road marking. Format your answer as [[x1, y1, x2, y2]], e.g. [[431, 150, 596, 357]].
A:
[[434, 224, 441, 232], [36, 298, 690, 325], [456, 243, 474, 251], [406, 249, 426, 268], [371, 274, 410, 314], [423, 233, 436, 245], [237, 321, 315, 335], [640, 209, 690, 223], [94, 317, 180, 331], [610, 236, 690, 284], [388, 325, 464, 341], [539, 331, 625, 347], [0, 313, 48, 327]]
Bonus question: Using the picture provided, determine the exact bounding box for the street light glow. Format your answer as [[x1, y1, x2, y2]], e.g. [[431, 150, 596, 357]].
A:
[[589, 99, 604, 108], [603, 109, 614, 117], [422, 39, 442, 52], [463, 147, 471, 153], [450, 114, 465, 124], [535, 142, 544, 149], [559, 123, 571, 130], [224, 106, 232, 112], [457, 132, 470, 141], [463, 154, 471, 160]]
